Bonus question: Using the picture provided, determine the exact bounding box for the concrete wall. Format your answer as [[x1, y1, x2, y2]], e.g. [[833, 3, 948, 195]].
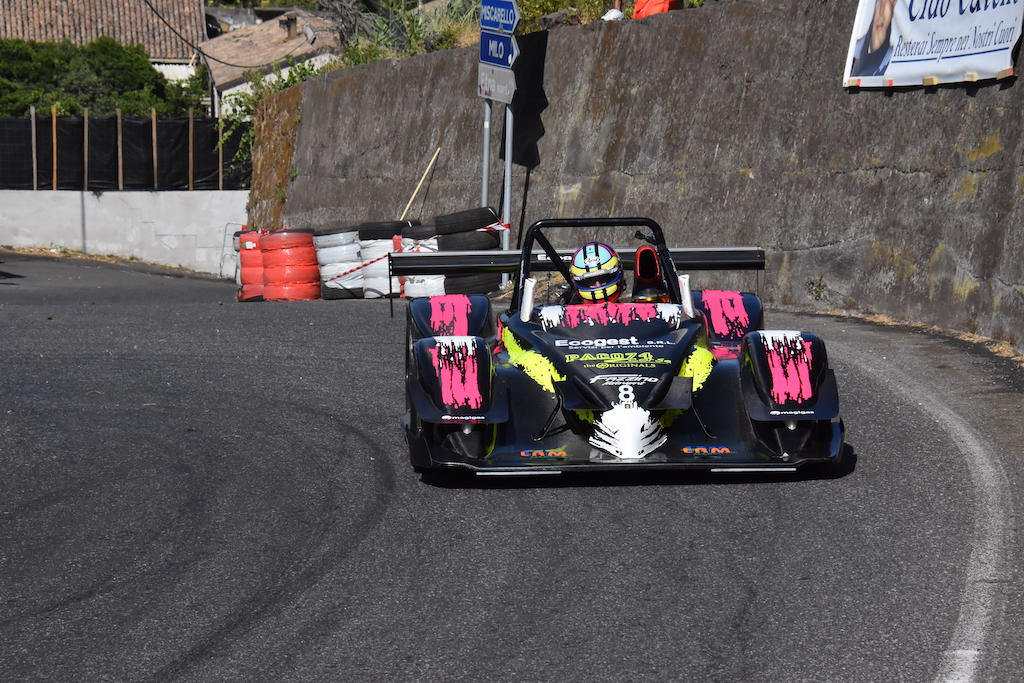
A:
[[252, 0, 1024, 350], [0, 190, 248, 278]]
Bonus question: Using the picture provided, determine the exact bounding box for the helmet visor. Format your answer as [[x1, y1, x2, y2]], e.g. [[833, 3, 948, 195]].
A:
[[573, 268, 620, 292]]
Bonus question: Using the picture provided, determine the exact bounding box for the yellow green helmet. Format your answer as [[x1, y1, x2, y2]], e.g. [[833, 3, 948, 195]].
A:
[[569, 242, 622, 303]]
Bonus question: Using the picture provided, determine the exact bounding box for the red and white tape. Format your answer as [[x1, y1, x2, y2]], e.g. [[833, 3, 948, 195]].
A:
[[321, 223, 510, 284]]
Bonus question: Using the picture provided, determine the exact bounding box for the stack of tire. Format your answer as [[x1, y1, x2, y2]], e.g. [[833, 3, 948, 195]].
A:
[[314, 226, 362, 299], [358, 220, 420, 298], [261, 228, 321, 301], [401, 223, 445, 298], [434, 207, 502, 295], [236, 228, 264, 302]]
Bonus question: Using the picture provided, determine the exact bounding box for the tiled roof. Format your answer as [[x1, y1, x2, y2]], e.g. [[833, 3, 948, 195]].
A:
[[199, 10, 341, 91], [0, 0, 205, 61]]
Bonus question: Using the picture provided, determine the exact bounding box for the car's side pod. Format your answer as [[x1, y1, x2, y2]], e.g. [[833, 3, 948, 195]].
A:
[[739, 331, 841, 461], [692, 290, 764, 350], [408, 336, 509, 424], [739, 331, 839, 420], [407, 294, 495, 340]]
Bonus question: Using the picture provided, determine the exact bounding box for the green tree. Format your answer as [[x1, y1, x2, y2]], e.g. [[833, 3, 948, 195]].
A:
[[0, 37, 207, 117]]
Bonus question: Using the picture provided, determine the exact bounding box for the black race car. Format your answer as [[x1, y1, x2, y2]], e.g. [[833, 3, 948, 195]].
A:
[[396, 217, 844, 476]]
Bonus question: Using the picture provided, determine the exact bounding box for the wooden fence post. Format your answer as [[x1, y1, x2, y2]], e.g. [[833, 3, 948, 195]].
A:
[[51, 105, 57, 191], [151, 108, 159, 190], [218, 117, 224, 191], [83, 108, 89, 191], [116, 108, 124, 191], [30, 106, 37, 191]]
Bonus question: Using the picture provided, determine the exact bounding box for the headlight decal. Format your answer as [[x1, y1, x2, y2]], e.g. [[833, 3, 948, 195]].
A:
[[501, 326, 565, 393], [680, 344, 715, 392]]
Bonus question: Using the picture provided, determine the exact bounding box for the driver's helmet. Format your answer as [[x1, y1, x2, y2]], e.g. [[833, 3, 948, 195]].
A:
[[569, 242, 622, 304]]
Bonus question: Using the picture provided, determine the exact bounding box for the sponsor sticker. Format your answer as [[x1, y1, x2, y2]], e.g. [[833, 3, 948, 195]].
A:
[[681, 446, 733, 455], [440, 415, 487, 422], [565, 351, 672, 369], [520, 448, 568, 458], [769, 409, 815, 416], [589, 374, 658, 386], [554, 337, 673, 348]]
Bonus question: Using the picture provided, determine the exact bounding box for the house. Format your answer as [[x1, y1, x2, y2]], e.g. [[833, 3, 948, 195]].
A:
[[0, 0, 207, 83], [206, 5, 296, 36], [198, 10, 343, 116]]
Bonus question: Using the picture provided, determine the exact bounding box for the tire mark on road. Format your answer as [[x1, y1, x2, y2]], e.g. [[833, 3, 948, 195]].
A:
[[150, 419, 395, 682]]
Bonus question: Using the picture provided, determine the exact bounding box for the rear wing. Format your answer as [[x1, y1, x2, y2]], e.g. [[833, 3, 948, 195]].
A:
[[389, 247, 766, 276]]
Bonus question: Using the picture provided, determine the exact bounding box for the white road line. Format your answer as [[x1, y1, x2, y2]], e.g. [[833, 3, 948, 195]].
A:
[[835, 342, 1011, 683]]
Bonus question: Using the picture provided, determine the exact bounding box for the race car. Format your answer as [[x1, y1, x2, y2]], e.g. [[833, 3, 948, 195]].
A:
[[396, 217, 845, 476]]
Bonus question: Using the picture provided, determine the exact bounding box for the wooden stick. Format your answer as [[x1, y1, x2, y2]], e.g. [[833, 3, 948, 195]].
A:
[[51, 105, 57, 191], [151, 108, 158, 190], [188, 108, 194, 191], [399, 147, 441, 221], [116, 108, 123, 190], [83, 107, 89, 191], [30, 106, 37, 190]]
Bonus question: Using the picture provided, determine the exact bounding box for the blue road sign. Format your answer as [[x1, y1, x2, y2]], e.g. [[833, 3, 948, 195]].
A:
[[480, 0, 519, 34], [479, 30, 519, 69]]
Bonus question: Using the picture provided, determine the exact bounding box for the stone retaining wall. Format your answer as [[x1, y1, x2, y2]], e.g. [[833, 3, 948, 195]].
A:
[[251, 0, 1024, 349]]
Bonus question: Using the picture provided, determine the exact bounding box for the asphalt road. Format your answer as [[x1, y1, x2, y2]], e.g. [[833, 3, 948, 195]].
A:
[[2, 251, 1023, 682]]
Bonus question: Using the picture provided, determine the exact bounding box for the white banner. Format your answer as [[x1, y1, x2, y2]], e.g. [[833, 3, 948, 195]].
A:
[[843, 1, 1023, 87]]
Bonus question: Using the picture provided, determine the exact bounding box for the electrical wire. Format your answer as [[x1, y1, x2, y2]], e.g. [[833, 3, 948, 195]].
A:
[[138, 0, 308, 70]]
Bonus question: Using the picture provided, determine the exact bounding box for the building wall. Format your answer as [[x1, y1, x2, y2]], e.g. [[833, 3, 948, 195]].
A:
[[216, 52, 340, 116], [0, 190, 248, 278]]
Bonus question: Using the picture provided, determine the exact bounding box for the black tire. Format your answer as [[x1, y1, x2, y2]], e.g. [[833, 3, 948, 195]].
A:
[[445, 272, 502, 295], [357, 220, 420, 240], [321, 284, 363, 300], [433, 207, 498, 235], [809, 438, 856, 479], [402, 223, 437, 240], [437, 229, 501, 251]]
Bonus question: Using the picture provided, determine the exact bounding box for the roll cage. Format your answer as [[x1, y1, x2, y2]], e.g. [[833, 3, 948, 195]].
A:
[[509, 217, 683, 312]]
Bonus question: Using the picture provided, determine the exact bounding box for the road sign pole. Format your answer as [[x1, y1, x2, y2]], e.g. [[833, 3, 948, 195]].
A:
[[482, 99, 490, 207], [479, 0, 519, 287], [499, 104, 513, 287], [503, 104, 513, 247]]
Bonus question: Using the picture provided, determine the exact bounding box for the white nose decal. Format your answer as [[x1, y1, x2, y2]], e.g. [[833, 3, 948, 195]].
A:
[[589, 404, 666, 460]]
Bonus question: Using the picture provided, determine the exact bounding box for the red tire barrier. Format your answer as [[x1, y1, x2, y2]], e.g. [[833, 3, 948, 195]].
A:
[[264, 282, 322, 301], [263, 263, 322, 285], [262, 246, 318, 267], [237, 230, 264, 301], [261, 229, 320, 301], [261, 230, 315, 250], [238, 284, 263, 301]]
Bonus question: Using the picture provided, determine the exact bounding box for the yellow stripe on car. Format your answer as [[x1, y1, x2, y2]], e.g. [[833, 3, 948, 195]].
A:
[[502, 326, 566, 393]]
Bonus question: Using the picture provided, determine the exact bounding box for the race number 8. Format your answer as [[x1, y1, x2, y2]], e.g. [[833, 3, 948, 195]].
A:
[[618, 384, 635, 405]]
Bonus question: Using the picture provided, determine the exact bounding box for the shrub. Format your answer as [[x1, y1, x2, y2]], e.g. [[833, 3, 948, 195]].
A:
[[0, 37, 207, 117]]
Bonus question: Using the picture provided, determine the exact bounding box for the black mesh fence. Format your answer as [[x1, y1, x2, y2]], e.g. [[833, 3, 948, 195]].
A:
[[0, 118, 34, 189], [88, 117, 119, 190], [0, 115, 248, 190]]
